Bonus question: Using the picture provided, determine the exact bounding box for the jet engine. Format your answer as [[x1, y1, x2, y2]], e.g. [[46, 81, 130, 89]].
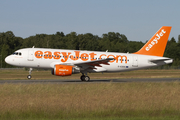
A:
[[52, 65, 80, 76]]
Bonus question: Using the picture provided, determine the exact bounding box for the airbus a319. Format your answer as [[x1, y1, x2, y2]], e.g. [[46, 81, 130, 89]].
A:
[[5, 26, 173, 81]]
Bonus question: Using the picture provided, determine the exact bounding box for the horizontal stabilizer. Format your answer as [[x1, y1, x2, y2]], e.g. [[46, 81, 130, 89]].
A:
[[149, 58, 173, 64]]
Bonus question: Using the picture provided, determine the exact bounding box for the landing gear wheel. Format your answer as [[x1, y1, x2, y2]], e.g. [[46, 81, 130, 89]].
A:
[[80, 75, 85, 81], [27, 68, 33, 79], [27, 75, 32, 79], [80, 75, 90, 82], [84, 76, 90, 82]]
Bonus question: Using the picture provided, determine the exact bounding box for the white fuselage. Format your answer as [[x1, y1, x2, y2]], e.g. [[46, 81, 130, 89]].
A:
[[5, 48, 173, 73]]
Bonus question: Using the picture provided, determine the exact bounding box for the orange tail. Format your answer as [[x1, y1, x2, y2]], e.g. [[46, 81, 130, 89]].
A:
[[134, 26, 172, 57]]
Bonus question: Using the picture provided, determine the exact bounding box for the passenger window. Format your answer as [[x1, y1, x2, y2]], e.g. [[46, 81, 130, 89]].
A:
[[19, 53, 22, 56]]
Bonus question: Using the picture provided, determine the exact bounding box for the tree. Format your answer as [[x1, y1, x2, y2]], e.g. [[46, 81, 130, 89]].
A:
[[178, 35, 180, 43], [164, 37, 179, 59], [65, 32, 79, 50], [1, 44, 10, 67]]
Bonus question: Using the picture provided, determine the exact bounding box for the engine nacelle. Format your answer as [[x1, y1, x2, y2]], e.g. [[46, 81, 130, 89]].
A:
[[52, 65, 80, 76]]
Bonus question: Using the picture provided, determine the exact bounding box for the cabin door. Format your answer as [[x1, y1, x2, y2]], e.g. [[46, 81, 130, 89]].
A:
[[132, 56, 138, 67], [28, 50, 34, 61]]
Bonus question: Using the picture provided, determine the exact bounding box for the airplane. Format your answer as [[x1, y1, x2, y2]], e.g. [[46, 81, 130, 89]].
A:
[[5, 26, 173, 81]]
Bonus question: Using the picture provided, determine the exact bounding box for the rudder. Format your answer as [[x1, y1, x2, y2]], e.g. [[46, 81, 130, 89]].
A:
[[134, 26, 171, 57]]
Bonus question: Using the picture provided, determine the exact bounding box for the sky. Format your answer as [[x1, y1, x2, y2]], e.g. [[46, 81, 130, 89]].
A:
[[0, 0, 179, 42]]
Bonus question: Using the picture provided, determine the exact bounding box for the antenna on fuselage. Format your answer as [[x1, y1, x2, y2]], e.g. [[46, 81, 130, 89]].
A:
[[32, 46, 35, 48], [106, 50, 108, 52]]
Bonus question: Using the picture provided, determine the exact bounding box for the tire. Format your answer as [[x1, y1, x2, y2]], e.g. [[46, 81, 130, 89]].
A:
[[80, 75, 85, 81], [27, 75, 32, 79], [84, 76, 90, 82]]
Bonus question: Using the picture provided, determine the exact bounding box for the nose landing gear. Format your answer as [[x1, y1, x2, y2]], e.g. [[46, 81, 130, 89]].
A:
[[27, 68, 33, 79]]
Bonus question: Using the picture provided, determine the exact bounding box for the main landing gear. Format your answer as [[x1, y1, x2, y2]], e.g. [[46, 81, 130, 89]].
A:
[[27, 68, 33, 79], [80, 74, 90, 82]]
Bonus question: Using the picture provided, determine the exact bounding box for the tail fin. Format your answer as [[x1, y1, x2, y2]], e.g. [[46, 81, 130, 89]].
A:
[[134, 26, 171, 57]]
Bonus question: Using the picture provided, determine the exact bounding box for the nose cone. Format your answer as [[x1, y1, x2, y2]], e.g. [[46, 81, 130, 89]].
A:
[[5, 56, 12, 65]]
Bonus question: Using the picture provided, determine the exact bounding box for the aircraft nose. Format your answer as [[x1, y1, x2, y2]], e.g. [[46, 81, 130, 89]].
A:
[[5, 56, 11, 64]]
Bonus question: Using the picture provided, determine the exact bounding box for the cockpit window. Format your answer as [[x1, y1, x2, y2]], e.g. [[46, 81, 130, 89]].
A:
[[13, 52, 22, 56]]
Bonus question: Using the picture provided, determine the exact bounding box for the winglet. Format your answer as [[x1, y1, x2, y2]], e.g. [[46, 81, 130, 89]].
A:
[[134, 26, 171, 57]]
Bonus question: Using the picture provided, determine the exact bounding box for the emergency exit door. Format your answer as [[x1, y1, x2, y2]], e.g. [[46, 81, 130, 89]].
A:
[[28, 50, 34, 61]]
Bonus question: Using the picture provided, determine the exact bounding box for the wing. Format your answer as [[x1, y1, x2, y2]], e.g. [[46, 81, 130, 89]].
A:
[[73, 58, 114, 72]]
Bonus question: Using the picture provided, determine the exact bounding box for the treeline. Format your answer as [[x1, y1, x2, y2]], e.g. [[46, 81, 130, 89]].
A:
[[0, 31, 180, 68]]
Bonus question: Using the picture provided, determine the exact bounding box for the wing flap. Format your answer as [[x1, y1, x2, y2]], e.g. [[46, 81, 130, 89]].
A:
[[73, 58, 113, 70]]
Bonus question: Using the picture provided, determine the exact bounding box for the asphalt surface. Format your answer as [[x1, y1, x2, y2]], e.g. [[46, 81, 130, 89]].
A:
[[0, 78, 180, 84]]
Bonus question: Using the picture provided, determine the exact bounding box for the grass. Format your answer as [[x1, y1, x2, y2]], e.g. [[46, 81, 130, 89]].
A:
[[0, 69, 180, 80], [0, 82, 180, 119], [0, 69, 180, 119]]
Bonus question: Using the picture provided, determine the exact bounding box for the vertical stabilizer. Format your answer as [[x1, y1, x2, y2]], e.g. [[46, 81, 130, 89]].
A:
[[134, 26, 171, 57]]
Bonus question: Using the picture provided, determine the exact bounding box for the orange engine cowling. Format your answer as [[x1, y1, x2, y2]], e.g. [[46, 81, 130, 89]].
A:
[[52, 65, 79, 76]]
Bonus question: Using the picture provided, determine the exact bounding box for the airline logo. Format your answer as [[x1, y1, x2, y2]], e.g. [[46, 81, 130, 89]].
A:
[[58, 69, 69, 71], [146, 29, 166, 51], [34, 50, 128, 64]]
